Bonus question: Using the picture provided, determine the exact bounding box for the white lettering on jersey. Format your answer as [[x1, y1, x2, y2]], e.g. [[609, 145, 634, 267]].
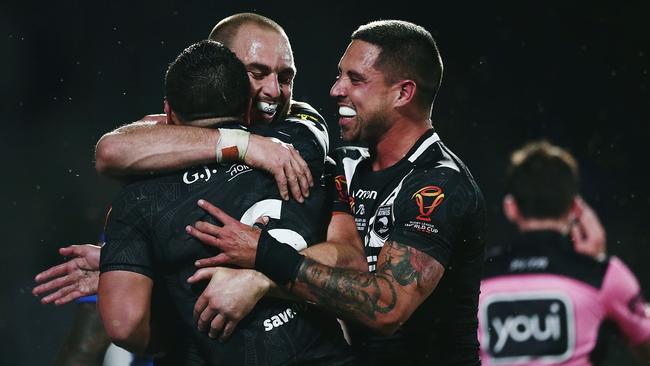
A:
[[226, 164, 252, 180], [355, 204, 365, 216], [182, 166, 217, 184], [263, 307, 297, 331], [509, 257, 549, 271], [354, 189, 378, 200]]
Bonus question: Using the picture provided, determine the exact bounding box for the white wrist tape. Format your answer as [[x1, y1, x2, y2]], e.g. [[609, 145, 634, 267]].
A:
[[216, 129, 250, 162]]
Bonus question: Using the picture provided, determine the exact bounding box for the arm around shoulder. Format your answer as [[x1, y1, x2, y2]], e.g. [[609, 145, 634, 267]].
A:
[[95, 118, 217, 177]]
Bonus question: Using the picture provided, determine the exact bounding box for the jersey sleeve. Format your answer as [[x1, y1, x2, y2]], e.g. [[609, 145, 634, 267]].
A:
[[254, 101, 329, 179], [388, 169, 467, 267], [327, 145, 369, 215], [325, 153, 352, 215], [600, 257, 650, 345], [285, 100, 329, 159], [100, 184, 155, 278]]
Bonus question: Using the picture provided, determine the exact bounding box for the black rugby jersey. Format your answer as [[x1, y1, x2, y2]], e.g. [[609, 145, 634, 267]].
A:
[[332, 129, 486, 365], [101, 103, 352, 365]]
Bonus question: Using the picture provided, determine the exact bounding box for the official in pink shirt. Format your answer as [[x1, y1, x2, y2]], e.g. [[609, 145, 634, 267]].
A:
[[478, 141, 650, 365]]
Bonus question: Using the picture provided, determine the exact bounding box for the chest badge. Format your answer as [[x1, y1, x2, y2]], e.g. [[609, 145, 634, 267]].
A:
[[373, 204, 393, 239]]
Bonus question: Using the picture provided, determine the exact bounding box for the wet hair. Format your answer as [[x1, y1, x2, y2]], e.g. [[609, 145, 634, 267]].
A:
[[505, 140, 579, 219], [165, 40, 250, 122], [208, 13, 286, 48], [351, 20, 443, 110]]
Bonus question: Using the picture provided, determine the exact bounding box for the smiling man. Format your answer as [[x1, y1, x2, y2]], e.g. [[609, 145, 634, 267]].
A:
[[188, 20, 487, 365]]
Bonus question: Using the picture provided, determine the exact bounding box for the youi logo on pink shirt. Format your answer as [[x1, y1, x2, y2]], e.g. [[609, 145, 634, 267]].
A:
[[480, 292, 576, 364]]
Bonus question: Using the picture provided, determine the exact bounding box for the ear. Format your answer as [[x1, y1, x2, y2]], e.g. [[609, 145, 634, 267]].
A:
[[568, 196, 582, 222], [163, 100, 182, 125], [503, 194, 521, 223], [163, 100, 173, 124], [393, 80, 417, 107]]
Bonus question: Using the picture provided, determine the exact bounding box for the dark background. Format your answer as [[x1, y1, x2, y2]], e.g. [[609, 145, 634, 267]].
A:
[[2, 1, 649, 364]]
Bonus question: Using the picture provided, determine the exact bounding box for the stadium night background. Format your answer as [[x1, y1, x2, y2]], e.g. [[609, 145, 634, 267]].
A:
[[2, 1, 648, 364]]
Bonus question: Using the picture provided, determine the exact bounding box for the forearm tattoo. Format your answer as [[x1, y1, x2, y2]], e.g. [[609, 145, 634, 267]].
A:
[[297, 256, 397, 320], [380, 241, 436, 288], [295, 240, 436, 322]]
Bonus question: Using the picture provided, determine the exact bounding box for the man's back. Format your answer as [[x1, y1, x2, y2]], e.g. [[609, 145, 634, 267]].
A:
[[479, 230, 650, 366]]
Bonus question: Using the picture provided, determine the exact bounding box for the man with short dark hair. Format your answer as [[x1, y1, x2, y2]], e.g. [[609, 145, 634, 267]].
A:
[[505, 141, 579, 219], [163, 41, 250, 122], [188, 20, 486, 365], [97, 39, 352, 365], [478, 141, 650, 365]]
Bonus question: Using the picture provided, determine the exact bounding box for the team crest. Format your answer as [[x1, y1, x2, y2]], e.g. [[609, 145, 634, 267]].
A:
[[373, 205, 393, 239], [411, 185, 445, 221], [334, 175, 349, 203]]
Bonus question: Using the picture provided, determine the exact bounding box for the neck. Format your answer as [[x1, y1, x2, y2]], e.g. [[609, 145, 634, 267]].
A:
[[370, 118, 432, 171], [517, 218, 572, 235]]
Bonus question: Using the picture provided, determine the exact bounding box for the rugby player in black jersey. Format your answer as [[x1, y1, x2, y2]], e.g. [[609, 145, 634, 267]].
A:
[[185, 20, 487, 365], [98, 39, 355, 365], [33, 13, 361, 306], [35, 13, 364, 365]]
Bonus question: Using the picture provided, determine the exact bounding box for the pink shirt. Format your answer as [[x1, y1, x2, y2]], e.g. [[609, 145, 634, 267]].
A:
[[479, 257, 650, 365]]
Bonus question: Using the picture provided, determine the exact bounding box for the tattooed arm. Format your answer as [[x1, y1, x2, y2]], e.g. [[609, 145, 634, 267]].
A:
[[291, 240, 444, 335], [185, 201, 441, 336]]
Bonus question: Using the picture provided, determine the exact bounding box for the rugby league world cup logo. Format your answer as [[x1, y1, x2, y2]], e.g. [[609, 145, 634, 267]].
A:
[[335, 174, 355, 211], [411, 185, 445, 221], [334, 175, 348, 202]]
